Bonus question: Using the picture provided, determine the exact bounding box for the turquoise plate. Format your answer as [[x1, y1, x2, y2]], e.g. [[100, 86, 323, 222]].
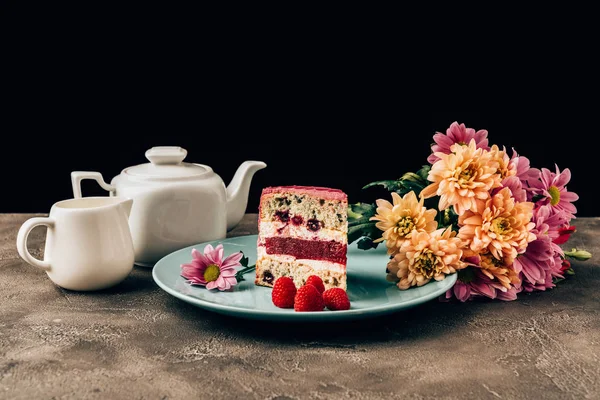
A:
[[152, 234, 457, 322]]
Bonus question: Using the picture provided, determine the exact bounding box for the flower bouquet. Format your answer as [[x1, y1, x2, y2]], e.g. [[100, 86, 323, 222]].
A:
[[348, 122, 591, 301]]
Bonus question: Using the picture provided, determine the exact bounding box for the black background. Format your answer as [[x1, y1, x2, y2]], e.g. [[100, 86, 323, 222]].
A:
[[1, 7, 597, 218], [1, 111, 595, 217]]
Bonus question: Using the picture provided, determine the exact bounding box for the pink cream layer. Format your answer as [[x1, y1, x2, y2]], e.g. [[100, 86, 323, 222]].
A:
[[261, 186, 347, 202], [264, 237, 347, 264]]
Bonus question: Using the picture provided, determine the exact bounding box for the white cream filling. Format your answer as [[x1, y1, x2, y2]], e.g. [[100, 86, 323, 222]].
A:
[[257, 246, 346, 273], [258, 221, 347, 244]]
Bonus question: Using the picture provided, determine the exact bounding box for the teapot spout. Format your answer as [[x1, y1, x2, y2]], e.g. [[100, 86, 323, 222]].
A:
[[226, 161, 267, 230]]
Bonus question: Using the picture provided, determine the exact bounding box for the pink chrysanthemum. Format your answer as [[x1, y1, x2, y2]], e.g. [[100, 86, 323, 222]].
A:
[[513, 238, 563, 292], [534, 205, 570, 242], [500, 176, 527, 202], [496, 149, 536, 202], [180, 244, 243, 291], [528, 165, 579, 220], [513, 205, 565, 292], [509, 149, 538, 183], [427, 121, 490, 164], [445, 264, 522, 302]]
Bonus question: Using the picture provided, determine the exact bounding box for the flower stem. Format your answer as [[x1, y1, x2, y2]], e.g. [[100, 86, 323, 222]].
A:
[[235, 264, 256, 282]]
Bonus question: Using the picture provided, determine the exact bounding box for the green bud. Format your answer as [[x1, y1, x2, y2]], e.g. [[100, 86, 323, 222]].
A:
[[400, 172, 422, 182], [443, 209, 451, 225], [564, 248, 592, 261]]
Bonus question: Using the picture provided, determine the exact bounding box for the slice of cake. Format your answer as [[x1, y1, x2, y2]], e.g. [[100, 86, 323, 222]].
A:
[[256, 186, 348, 291]]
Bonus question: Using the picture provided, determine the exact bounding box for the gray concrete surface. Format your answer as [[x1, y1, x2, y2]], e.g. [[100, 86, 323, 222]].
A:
[[1, 214, 599, 400]]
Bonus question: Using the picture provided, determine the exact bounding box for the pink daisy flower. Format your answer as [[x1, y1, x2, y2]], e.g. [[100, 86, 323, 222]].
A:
[[527, 165, 579, 220], [180, 244, 243, 291], [427, 121, 490, 164]]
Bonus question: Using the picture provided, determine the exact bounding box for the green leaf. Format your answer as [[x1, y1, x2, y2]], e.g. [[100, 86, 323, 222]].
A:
[[416, 165, 431, 181], [565, 268, 576, 275], [399, 180, 426, 195], [348, 220, 381, 246], [234, 252, 254, 282], [357, 237, 379, 250], [362, 180, 403, 192], [348, 202, 377, 220], [347, 208, 362, 220], [239, 252, 249, 267], [531, 194, 545, 203]]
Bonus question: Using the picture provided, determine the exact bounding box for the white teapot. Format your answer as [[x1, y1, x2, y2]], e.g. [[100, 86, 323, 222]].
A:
[[71, 146, 266, 266]]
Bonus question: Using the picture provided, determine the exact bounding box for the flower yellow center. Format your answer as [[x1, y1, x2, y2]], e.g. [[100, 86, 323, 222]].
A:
[[413, 249, 439, 279], [458, 164, 476, 183], [203, 264, 220, 282], [481, 253, 503, 268], [491, 217, 511, 237], [394, 216, 415, 237], [548, 186, 561, 206], [498, 164, 509, 179]]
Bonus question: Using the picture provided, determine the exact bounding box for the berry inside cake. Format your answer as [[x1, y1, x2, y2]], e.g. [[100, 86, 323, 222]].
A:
[[256, 186, 348, 290]]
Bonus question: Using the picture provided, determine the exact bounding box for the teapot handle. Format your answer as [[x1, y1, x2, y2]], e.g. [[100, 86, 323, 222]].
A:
[[71, 171, 116, 198]]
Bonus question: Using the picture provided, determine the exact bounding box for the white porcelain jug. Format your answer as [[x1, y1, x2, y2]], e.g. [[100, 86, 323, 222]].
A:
[[71, 146, 266, 266], [16, 197, 135, 291]]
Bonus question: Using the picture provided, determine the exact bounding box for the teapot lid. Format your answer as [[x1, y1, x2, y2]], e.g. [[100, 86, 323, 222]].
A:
[[123, 146, 211, 179]]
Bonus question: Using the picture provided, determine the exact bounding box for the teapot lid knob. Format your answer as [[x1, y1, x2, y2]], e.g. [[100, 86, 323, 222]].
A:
[[145, 146, 187, 165]]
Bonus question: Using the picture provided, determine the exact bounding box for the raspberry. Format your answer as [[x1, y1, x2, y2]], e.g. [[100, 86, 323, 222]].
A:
[[323, 288, 350, 311], [305, 275, 325, 294], [294, 284, 325, 312], [271, 277, 297, 308]]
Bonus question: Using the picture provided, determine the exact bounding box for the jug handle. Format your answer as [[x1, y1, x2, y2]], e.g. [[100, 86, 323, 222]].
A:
[[16, 217, 54, 270], [71, 171, 116, 198]]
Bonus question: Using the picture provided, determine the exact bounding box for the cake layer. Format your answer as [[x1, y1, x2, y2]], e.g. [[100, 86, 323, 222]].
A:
[[259, 191, 347, 232], [255, 254, 347, 290], [257, 246, 346, 273], [264, 237, 347, 264], [261, 186, 347, 201], [259, 221, 347, 244], [257, 186, 348, 291]]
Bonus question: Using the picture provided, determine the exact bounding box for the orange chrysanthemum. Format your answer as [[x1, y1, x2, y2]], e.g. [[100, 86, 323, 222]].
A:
[[458, 187, 536, 264], [488, 145, 517, 180], [370, 191, 438, 256], [386, 227, 466, 290], [478, 252, 520, 290], [420, 139, 501, 215]]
